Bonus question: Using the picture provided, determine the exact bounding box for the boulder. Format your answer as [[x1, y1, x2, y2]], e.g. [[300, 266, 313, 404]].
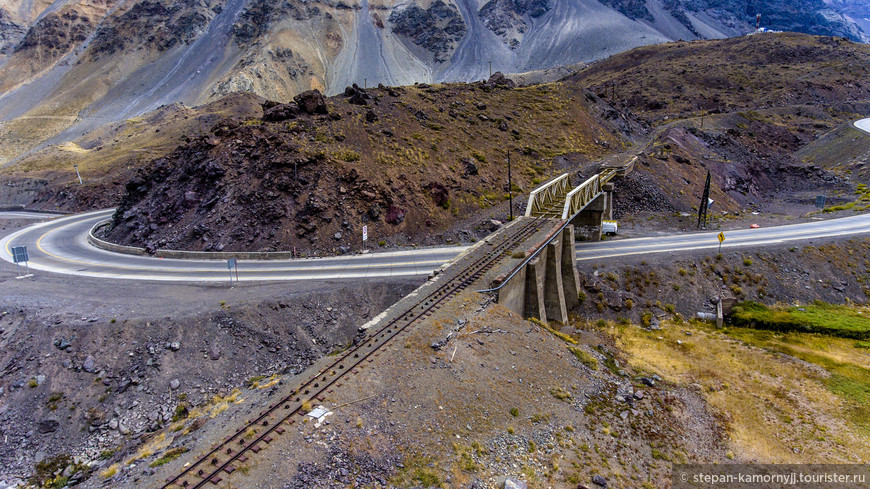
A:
[[368, 204, 381, 221], [37, 420, 59, 434], [349, 92, 368, 106], [385, 206, 406, 225], [293, 90, 328, 115], [83, 355, 97, 373], [485, 71, 516, 89], [263, 103, 300, 121], [503, 478, 527, 489], [426, 182, 449, 208], [462, 158, 478, 177]]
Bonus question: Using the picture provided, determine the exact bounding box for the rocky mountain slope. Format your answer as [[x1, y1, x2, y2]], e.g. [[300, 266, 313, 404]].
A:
[[0, 0, 867, 167], [81, 33, 869, 256], [98, 78, 619, 254]]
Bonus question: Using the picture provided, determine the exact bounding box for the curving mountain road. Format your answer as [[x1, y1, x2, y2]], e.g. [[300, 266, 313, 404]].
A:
[[3, 208, 870, 282], [0, 209, 463, 282]]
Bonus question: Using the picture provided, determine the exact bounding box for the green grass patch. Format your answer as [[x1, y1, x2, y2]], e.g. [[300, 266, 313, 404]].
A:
[[568, 346, 598, 370], [823, 202, 857, 213], [149, 447, 188, 468], [730, 301, 870, 340]]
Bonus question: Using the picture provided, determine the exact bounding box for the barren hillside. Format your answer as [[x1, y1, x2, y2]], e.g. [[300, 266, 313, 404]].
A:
[[0, 0, 866, 166]]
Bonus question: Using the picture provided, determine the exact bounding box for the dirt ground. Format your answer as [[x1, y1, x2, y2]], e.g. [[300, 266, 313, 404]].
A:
[[101, 291, 727, 489], [0, 219, 421, 487], [3, 215, 870, 488]]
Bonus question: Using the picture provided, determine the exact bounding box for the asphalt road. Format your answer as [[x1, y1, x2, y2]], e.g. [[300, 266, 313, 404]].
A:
[[0, 211, 64, 219], [0, 209, 465, 282], [3, 208, 870, 282], [576, 213, 870, 261]]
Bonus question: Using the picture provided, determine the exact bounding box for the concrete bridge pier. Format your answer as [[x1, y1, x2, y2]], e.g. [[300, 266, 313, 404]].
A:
[[571, 193, 605, 241], [496, 224, 581, 325], [603, 182, 614, 220]]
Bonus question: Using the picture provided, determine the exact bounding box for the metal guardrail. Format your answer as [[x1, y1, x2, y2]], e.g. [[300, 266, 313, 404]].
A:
[[485, 156, 637, 294], [560, 174, 602, 219], [525, 173, 571, 217], [476, 216, 572, 294]]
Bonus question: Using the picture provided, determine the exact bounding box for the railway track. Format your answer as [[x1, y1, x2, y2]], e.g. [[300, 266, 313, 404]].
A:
[[162, 216, 553, 488]]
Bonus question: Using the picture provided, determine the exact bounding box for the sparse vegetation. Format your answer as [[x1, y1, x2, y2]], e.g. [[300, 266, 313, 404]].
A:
[[46, 392, 63, 410], [568, 346, 598, 370], [171, 403, 189, 423], [100, 463, 119, 479], [531, 317, 577, 344], [149, 447, 188, 468], [549, 386, 572, 401]]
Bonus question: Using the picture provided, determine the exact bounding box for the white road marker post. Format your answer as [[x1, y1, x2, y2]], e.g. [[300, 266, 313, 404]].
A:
[[362, 224, 368, 253]]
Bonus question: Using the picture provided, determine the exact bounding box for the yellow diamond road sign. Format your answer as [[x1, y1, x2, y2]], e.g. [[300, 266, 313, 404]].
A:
[[718, 232, 725, 243]]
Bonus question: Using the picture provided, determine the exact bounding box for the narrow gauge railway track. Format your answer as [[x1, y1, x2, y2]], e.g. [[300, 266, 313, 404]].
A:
[[162, 217, 552, 488]]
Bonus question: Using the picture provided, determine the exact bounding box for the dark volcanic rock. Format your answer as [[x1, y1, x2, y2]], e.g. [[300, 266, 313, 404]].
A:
[[232, 0, 312, 44], [37, 419, 59, 434], [263, 102, 300, 121], [344, 84, 371, 106], [294, 90, 328, 115], [484, 71, 515, 89], [462, 158, 479, 177], [426, 182, 449, 208], [14, 8, 94, 60], [389, 0, 466, 62], [90, 0, 210, 57], [385, 206, 406, 225], [479, 0, 550, 45], [285, 446, 398, 489]]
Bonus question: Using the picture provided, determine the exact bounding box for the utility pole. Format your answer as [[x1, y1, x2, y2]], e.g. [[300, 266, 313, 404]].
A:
[[697, 170, 711, 229], [507, 149, 513, 221], [489, 61, 492, 78]]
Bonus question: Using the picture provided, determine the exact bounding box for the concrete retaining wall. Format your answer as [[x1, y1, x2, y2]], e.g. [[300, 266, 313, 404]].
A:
[[0, 205, 70, 214], [88, 220, 297, 260]]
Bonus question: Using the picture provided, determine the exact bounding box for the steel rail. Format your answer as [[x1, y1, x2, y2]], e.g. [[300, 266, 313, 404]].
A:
[[162, 217, 550, 488]]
